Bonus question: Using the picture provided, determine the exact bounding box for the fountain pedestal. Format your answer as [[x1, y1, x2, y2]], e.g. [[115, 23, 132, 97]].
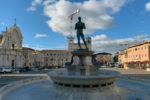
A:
[[67, 49, 98, 76]]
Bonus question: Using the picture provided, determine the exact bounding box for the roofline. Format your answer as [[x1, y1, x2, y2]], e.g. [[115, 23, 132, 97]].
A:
[[41, 49, 69, 52], [95, 52, 112, 55], [128, 41, 150, 49], [22, 47, 35, 51]]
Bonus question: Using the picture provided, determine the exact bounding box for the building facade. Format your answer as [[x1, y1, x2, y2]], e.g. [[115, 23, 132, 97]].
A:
[[0, 24, 23, 68], [67, 36, 91, 51], [22, 47, 44, 67], [118, 49, 126, 65], [117, 41, 150, 70], [124, 41, 150, 69], [41, 50, 70, 67], [94, 52, 112, 65]]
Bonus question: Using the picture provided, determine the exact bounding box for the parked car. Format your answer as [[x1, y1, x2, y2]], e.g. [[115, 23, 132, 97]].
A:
[[118, 64, 123, 68], [43, 66, 54, 70], [109, 63, 116, 68], [38, 66, 44, 70], [57, 66, 62, 68], [21, 67, 27, 72], [0, 67, 13, 73], [15, 67, 27, 72], [29, 67, 37, 71]]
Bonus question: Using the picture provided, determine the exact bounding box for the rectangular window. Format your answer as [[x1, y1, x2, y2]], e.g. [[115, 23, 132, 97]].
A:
[[12, 44, 15, 49]]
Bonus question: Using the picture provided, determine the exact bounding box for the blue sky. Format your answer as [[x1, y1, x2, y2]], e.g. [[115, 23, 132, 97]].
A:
[[0, 0, 150, 53]]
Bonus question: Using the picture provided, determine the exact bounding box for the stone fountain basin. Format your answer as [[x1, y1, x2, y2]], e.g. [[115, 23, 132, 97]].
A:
[[48, 69, 120, 88], [2, 71, 150, 100]]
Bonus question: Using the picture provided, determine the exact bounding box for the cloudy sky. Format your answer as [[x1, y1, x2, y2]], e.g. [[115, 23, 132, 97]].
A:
[[0, 0, 150, 54]]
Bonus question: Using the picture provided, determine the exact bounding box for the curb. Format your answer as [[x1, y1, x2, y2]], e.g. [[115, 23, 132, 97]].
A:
[[0, 75, 49, 99]]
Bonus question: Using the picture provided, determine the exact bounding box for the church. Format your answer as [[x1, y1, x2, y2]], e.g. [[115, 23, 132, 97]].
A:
[[0, 23, 23, 68]]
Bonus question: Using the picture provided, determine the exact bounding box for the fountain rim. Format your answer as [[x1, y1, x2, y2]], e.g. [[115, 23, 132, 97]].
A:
[[48, 69, 120, 88], [48, 69, 120, 79]]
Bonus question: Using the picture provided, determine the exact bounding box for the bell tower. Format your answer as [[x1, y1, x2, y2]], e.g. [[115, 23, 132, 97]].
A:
[[85, 37, 91, 50], [67, 36, 74, 51]]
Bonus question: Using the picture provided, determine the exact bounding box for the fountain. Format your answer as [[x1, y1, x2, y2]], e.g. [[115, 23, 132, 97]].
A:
[[1, 17, 150, 100], [48, 49, 120, 89], [47, 17, 121, 99]]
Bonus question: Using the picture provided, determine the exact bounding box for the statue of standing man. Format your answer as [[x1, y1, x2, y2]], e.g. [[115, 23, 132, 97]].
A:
[[75, 17, 88, 50]]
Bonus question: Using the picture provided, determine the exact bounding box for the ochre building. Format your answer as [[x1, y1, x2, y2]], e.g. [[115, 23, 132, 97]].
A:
[[125, 41, 150, 69]]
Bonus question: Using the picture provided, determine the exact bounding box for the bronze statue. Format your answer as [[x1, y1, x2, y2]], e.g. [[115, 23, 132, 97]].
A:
[[75, 17, 88, 49]]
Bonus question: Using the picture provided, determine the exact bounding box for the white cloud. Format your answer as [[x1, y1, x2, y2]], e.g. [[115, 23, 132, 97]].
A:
[[145, 2, 150, 11], [43, 0, 56, 5], [43, 0, 129, 35], [27, 6, 36, 11], [22, 44, 67, 50], [32, 0, 43, 6], [92, 34, 149, 54], [34, 34, 48, 38], [27, 0, 43, 11], [23, 44, 29, 47], [92, 34, 107, 41]]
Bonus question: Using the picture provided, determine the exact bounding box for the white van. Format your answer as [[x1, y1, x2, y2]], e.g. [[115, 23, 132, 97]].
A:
[[0, 67, 12, 73]]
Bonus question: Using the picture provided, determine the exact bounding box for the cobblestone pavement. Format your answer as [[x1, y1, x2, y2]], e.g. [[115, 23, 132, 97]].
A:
[[102, 67, 150, 80]]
